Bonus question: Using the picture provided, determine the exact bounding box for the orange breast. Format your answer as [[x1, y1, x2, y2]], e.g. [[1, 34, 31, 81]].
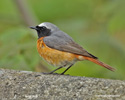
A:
[[37, 37, 77, 67]]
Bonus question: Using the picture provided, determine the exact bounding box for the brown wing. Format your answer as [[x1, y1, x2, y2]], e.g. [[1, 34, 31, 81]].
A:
[[43, 35, 97, 59], [57, 42, 97, 59]]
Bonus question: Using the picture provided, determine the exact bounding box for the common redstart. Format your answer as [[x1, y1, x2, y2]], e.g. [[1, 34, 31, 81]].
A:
[[30, 22, 115, 75]]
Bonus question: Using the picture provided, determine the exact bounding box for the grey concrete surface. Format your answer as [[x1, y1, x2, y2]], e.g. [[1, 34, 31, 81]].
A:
[[0, 69, 125, 100]]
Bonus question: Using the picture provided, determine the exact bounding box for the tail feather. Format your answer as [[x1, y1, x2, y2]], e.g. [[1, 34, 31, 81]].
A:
[[83, 56, 115, 71]]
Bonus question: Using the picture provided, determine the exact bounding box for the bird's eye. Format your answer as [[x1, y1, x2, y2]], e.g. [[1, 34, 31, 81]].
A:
[[40, 26, 47, 31], [36, 26, 39, 28]]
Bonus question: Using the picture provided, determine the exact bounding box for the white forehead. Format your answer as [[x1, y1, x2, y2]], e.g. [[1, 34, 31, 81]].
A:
[[38, 23, 47, 27], [38, 22, 59, 32]]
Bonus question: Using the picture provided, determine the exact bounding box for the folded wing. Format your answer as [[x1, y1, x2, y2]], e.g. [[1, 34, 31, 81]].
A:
[[43, 31, 97, 59]]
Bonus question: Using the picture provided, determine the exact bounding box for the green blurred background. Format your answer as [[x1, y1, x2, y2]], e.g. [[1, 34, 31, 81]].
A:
[[0, 0, 125, 80]]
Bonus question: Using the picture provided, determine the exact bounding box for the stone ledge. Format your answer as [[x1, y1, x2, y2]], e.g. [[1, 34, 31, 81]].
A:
[[0, 69, 125, 100]]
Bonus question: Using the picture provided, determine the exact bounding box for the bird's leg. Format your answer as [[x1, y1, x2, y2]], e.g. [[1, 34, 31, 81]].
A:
[[43, 66, 64, 75], [60, 64, 73, 75]]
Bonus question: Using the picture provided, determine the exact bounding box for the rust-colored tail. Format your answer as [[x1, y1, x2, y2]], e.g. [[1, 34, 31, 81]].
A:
[[83, 56, 115, 71]]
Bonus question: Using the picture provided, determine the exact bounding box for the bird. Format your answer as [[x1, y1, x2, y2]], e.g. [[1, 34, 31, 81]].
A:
[[30, 22, 115, 75]]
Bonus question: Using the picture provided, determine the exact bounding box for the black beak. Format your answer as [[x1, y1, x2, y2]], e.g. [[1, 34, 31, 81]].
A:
[[30, 26, 37, 30]]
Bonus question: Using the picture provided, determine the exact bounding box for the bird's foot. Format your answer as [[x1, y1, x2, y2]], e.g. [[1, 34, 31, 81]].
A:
[[42, 72, 60, 75], [35, 72, 70, 77]]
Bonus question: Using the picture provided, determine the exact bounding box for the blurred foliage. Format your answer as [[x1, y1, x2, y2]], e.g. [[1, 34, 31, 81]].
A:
[[0, 0, 125, 80]]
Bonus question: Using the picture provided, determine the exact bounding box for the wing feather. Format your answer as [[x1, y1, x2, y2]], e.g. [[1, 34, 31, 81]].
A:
[[43, 31, 97, 59]]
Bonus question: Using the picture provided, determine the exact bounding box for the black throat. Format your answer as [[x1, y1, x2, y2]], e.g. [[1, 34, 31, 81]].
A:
[[36, 27, 51, 39]]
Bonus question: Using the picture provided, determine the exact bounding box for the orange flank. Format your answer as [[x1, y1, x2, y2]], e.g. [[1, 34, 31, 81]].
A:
[[37, 37, 77, 67]]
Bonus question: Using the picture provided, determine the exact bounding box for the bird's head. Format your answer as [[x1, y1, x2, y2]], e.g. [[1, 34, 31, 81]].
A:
[[30, 22, 59, 39]]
